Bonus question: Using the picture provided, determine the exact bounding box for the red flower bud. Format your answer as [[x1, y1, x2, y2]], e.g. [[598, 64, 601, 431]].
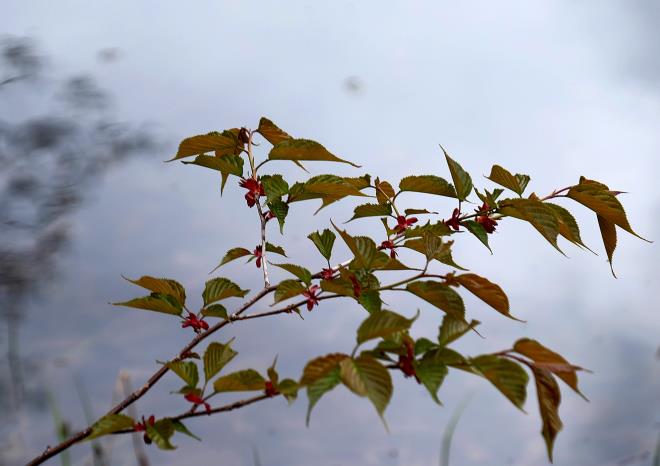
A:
[[253, 245, 263, 268], [474, 202, 497, 233], [378, 240, 397, 258], [320, 268, 335, 281], [395, 215, 418, 233], [264, 380, 279, 397], [445, 208, 461, 231], [349, 275, 362, 298], [134, 415, 155, 432]]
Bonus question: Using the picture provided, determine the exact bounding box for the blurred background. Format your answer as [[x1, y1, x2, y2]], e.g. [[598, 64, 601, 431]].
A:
[[1, 1, 659, 465]]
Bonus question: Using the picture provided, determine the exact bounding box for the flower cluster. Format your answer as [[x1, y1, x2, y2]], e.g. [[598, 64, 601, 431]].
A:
[[394, 215, 418, 233], [378, 240, 397, 258], [239, 178, 264, 208], [181, 312, 209, 333], [475, 202, 497, 233], [445, 208, 461, 231]]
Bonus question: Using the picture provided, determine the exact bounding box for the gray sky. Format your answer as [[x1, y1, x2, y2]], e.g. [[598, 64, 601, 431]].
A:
[[2, 1, 659, 465]]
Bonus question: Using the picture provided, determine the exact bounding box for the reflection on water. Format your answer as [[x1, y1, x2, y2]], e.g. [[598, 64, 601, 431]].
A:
[[0, 36, 155, 462]]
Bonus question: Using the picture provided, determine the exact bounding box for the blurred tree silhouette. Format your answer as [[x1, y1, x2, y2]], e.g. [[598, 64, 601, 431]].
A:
[[0, 36, 155, 459]]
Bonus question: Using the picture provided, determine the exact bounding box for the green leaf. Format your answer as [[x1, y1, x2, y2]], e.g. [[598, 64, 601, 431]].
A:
[[267, 357, 279, 386], [357, 310, 413, 344], [261, 174, 289, 202], [274, 279, 307, 303], [112, 293, 182, 316], [320, 277, 355, 297], [267, 199, 289, 234], [202, 278, 249, 306], [455, 273, 520, 321], [406, 281, 466, 321], [567, 178, 647, 240], [422, 232, 445, 262], [513, 338, 587, 400], [88, 414, 134, 440], [471, 355, 528, 410], [414, 337, 437, 355], [403, 220, 452, 238], [499, 198, 563, 253], [545, 203, 592, 252], [265, 242, 287, 257], [278, 378, 299, 404], [375, 179, 395, 204], [257, 117, 292, 145], [204, 341, 238, 383], [168, 132, 241, 161], [486, 165, 530, 196], [348, 203, 392, 222], [442, 146, 473, 201], [339, 356, 392, 420], [438, 315, 480, 347], [333, 222, 380, 270], [172, 419, 201, 441], [271, 263, 312, 285], [530, 367, 563, 462], [308, 229, 336, 261], [597, 214, 618, 277], [399, 175, 456, 198], [269, 138, 359, 167], [462, 220, 492, 253], [181, 154, 244, 178], [358, 290, 382, 314], [301, 354, 349, 425], [416, 357, 448, 404], [166, 361, 199, 388], [211, 247, 252, 272], [213, 369, 266, 393], [201, 303, 228, 319], [303, 174, 368, 198], [146, 419, 176, 450], [122, 276, 186, 307]]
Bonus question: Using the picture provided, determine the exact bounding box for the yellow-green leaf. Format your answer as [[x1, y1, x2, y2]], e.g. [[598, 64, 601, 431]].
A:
[[399, 175, 456, 198], [462, 219, 492, 253], [471, 355, 528, 410], [112, 294, 182, 316], [546, 203, 592, 252], [455, 273, 520, 321], [487, 165, 530, 196], [375, 179, 395, 204], [597, 214, 617, 277], [261, 174, 289, 202], [265, 242, 287, 257], [356, 310, 412, 344], [269, 139, 359, 167], [530, 366, 563, 462], [166, 361, 198, 388], [348, 203, 392, 222], [499, 198, 563, 253], [416, 357, 448, 405], [146, 419, 177, 450], [202, 278, 249, 306], [203, 341, 237, 383], [438, 315, 480, 347], [122, 276, 186, 307], [301, 353, 349, 425], [406, 281, 466, 321], [257, 117, 292, 145], [88, 414, 134, 440], [181, 154, 244, 178], [274, 279, 307, 303], [339, 356, 392, 420], [211, 247, 252, 272], [442, 146, 473, 201], [201, 303, 227, 319], [513, 338, 587, 400], [213, 369, 265, 393], [308, 229, 336, 261], [567, 180, 647, 240], [168, 132, 239, 161], [271, 263, 312, 285]]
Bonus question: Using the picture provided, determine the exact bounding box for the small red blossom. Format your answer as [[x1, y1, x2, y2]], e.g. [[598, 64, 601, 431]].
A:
[[253, 245, 263, 268], [349, 275, 362, 298], [181, 312, 209, 333], [263, 211, 275, 222], [264, 380, 279, 397], [398, 339, 419, 381], [239, 177, 264, 208], [184, 393, 211, 414], [445, 208, 461, 231], [474, 202, 497, 233], [395, 215, 418, 233], [378, 240, 397, 259], [320, 268, 335, 281], [302, 284, 320, 311], [134, 415, 155, 432]]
